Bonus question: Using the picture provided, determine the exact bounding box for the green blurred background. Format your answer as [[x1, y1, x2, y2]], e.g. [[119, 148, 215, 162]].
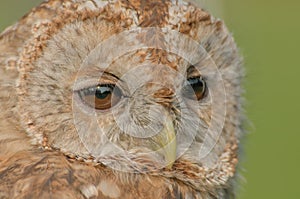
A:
[[0, 0, 299, 198]]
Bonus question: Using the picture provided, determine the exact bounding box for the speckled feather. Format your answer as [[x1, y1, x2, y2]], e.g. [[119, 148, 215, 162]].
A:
[[0, 0, 243, 198]]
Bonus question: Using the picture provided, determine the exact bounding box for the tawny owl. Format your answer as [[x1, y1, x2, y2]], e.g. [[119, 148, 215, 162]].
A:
[[0, 0, 243, 198]]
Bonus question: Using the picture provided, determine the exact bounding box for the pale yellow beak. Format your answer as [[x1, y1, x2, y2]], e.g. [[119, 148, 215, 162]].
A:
[[151, 113, 177, 169]]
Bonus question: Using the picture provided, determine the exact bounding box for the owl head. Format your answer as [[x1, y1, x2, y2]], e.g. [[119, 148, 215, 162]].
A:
[[16, 0, 243, 191]]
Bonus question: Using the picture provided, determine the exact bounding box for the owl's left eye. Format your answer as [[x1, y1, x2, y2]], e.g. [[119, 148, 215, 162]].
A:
[[182, 76, 207, 101], [78, 84, 123, 110]]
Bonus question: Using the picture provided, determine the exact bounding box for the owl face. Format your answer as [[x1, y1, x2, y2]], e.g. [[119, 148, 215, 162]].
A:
[[17, 0, 242, 183]]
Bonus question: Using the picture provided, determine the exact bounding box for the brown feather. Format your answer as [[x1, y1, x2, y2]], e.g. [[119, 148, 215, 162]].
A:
[[0, 0, 243, 198]]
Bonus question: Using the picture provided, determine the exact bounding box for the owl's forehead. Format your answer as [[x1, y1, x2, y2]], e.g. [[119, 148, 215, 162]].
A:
[[107, 49, 187, 85], [63, 0, 210, 79], [76, 48, 190, 91], [76, 0, 207, 27], [21, 0, 212, 84]]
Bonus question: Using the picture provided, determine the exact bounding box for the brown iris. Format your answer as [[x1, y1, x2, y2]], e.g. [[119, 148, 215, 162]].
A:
[[79, 84, 122, 110], [182, 76, 207, 101]]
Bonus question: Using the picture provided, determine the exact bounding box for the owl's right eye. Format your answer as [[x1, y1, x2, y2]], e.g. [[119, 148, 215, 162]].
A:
[[78, 84, 123, 110]]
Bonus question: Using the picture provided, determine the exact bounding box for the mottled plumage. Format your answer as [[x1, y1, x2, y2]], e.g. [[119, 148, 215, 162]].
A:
[[0, 0, 243, 198]]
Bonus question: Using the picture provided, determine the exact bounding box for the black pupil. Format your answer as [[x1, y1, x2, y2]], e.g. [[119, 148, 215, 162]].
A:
[[189, 78, 204, 92], [95, 86, 112, 99]]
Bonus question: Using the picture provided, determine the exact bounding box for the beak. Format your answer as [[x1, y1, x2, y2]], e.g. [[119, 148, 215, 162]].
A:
[[151, 113, 177, 169]]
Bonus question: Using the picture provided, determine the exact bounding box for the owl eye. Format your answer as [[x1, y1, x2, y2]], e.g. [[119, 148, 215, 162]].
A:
[[182, 77, 207, 101], [78, 84, 122, 110]]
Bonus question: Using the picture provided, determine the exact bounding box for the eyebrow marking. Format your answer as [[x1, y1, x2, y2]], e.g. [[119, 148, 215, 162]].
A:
[[103, 71, 122, 82], [186, 65, 201, 78]]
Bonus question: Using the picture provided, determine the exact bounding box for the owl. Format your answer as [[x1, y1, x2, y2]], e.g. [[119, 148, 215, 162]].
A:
[[0, 0, 243, 198]]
